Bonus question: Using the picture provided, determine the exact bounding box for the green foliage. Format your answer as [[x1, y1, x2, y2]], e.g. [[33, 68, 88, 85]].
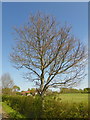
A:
[[43, 94, 88, 119], [30, 88, 36, 96], [2, 94, 88, 119], [2, 88, 15, 95], [12, 85, 20, 92], [2, 95, 42, 118], [60, 88, 80, 93], [60, 87, 90, 93], [27, 88, 30, 91], [2, 85, 21, 95], [84, 88, 90, 93], [2, 102, 25, 119], [16, 92, 21, 95]]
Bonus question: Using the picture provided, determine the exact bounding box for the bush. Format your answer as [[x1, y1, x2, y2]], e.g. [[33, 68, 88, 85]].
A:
[[2, 102, 25, 119], [2, 95, 42, 118], [43, 98, 88, 119]]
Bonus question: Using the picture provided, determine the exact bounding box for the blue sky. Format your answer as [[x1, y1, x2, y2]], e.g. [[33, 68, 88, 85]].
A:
[[0, 2, 2, 88], [2, 2, 88, 91]]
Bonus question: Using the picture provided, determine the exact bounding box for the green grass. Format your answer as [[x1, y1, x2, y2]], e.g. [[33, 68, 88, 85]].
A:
[[57, 93, 88, 103], [0, 95, 2, 102], [46, 93, 88, 103], [2, 102, 26, 119]]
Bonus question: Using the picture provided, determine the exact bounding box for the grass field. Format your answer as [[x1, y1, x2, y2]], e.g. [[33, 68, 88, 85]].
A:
[[45, 93, 88, 103], [56, 93, 88, 103]]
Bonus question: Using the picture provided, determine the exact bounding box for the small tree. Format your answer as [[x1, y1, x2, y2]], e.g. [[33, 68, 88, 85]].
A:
[[12, 85, 20, 92], [28, 88, 30, 91], [10, 12, 87, 97]]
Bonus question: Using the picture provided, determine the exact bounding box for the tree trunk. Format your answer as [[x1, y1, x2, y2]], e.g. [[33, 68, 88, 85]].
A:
[[39, 82, 45, 118], [40, 94, 45, 118]]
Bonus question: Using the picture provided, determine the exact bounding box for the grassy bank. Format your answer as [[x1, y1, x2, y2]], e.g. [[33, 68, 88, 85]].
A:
[[2, 102, 25, 119]]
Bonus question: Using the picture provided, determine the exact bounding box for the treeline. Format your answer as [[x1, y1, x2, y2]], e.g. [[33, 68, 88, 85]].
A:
[[60, 88, 90, 93], [2, 86, 20, 95]]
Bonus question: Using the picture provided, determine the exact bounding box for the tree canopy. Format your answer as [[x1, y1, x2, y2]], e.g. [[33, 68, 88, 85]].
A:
[[12, 85, 20, 92], [10, 12, 87, 96]]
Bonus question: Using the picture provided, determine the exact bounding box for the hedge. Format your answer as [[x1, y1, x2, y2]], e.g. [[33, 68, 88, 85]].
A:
[[2, 95, 88, 119]]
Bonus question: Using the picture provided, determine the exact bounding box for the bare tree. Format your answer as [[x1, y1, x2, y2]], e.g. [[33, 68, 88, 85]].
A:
[[10, 12, 87, 97], [1, 73, 14, 89]]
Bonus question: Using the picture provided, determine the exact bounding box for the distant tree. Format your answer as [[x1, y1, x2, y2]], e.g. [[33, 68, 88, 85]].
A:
[[79, 89, 84, 93], [60, 88, 80, 93], [45, 89, 52, 95], [28, 88, 30, 91], [84, 88, 90, 93], [21, 90, 24, 92], [2, 88, 12, 95], [12, 85, 20, 92], [60, 88, 68, 93], [16, 92, 21, 95], [30, 88, 36, 95], [10, 12, 87, 97], [1, 73, 14, 89]]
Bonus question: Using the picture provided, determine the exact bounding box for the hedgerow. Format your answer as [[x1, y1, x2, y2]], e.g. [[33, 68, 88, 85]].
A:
[[2, 95, 88, 119]]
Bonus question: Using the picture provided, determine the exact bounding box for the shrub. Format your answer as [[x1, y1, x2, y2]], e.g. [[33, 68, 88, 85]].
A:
[[2, 95, 42, 118]]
